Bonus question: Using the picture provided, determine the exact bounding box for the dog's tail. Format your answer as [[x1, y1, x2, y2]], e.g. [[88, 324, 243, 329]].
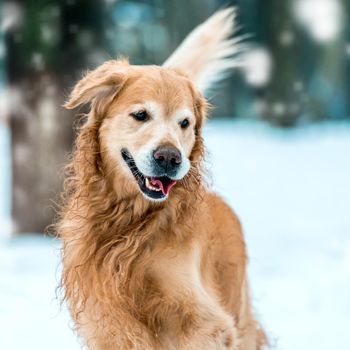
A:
[[163, 7, 243, 94]]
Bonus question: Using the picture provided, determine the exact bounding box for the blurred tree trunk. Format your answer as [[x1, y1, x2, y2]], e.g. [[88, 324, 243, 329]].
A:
[[6, 0, 108, 233], [260, 0, 301, 127], [308, 0, 349, 121], [9, 74, 72, 233]]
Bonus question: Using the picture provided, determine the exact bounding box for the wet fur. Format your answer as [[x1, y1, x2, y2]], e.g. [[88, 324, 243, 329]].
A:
[[57, 8, 267, 350]]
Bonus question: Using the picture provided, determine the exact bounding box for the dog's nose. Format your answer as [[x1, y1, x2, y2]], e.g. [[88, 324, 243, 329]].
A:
[[153, 146, 182, 172]]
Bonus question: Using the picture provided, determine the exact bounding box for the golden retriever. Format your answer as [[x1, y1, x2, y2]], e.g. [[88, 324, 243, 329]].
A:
[[57, 7, 267, 350]]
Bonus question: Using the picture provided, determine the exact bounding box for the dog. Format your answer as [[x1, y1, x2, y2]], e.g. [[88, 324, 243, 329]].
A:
[[57, 7, 267, 350]]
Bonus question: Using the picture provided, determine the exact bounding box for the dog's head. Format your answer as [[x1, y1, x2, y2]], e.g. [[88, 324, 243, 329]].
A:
[[65, 8, 238, 202], [65, 60, 207, 201]]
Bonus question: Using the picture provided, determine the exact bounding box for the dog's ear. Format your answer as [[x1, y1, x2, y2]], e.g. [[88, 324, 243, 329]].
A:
[[193, 90, 209, 134], [64, 59, 129, 114], [188, 82, 210, 160], [163, 8, 241, 95]]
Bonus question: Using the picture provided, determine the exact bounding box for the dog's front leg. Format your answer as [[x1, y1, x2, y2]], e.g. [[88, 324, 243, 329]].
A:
[[151, 246, 239, 349], [174, 298, 239, 350], [154, 284, 238, 349]]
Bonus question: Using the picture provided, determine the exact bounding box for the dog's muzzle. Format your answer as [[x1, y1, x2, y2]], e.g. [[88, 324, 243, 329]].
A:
[[121, 148, 179, 201], [152, 145, 182, 178]]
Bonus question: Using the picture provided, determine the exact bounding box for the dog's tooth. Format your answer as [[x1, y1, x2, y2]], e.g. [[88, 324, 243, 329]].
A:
[[145, 177, 162, 191]]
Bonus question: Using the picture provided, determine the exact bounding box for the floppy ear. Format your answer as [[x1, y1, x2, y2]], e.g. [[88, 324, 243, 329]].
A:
[[193, 89, 209, 134], [187, 82, 210, 161], [64, 59, 129, 114]]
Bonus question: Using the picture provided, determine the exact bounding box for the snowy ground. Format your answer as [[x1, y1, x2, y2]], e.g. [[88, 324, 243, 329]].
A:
[[1, 120, 350, 350]]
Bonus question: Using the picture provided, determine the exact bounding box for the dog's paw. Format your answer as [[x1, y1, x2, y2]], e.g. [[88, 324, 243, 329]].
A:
[[180, 316, 238, 350], [212, 325, 236, 349], [210, 318, 238, 350]]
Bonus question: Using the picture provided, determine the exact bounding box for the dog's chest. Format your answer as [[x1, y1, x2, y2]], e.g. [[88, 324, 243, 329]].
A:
[[148, 243, 208, 297]]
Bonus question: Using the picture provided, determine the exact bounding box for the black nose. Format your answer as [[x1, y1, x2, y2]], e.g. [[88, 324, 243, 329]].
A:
[[153, 146, 182, 173]]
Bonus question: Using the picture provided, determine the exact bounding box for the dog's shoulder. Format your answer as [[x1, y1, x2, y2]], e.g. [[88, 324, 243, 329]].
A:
[[202, 192, 241, 226]]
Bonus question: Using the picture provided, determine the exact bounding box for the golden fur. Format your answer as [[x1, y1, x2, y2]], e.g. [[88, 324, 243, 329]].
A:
[[56, 8, 267, 350]]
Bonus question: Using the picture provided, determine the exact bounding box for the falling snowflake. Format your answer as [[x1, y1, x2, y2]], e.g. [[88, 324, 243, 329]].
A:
[[294, 81, 304, 92], [0, 2, 23, 32], [272, 102, 286, 116], [32, 53, 45, 71], [241, 47, 273, 87], [280, 30, 295, 46], [41, 23, 57, 44], [293, 0, 343, 43]]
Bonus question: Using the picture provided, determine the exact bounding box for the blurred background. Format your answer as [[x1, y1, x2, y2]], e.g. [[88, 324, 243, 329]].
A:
[[0, 0, 349, 349]]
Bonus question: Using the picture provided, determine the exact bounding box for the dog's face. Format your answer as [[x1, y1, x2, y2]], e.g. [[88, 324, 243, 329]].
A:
[[66, 61, 206, 202]]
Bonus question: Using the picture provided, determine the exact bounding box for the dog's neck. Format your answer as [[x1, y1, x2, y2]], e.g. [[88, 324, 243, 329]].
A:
[[108, 179, 203, 236]]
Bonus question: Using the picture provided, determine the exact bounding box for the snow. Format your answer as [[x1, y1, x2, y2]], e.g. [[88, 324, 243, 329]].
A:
[[204, 121, 350, 349], [279, 30, 295, 47], [293, 0, 343, 43], [0, 236, 81, 350], [0, 2, 23, 33], [241, 47, 272, 87], [1, 120, 350, 349], [31, 53, 45, 71]]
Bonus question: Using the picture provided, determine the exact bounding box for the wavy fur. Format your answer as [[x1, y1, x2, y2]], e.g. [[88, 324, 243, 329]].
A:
[[56, 8, 267, 350], [58, 90, 209, 349]]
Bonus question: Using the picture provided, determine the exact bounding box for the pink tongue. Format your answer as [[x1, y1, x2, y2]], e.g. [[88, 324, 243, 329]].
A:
[[150, 178, 177, 196]]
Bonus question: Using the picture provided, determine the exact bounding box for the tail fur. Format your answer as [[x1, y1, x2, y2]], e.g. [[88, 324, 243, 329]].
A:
[[163, 7, 242, 94]]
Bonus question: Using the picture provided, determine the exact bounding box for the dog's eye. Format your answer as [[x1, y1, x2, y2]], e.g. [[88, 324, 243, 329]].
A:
[[130, 110, 149, 122], [180, 118, 190, 129]]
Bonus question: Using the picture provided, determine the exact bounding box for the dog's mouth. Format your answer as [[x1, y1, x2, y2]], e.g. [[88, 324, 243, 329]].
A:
[[121, 149, 177, 200]]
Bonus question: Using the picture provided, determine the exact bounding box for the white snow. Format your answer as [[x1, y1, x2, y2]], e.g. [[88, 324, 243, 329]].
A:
[[0, 2, 23, 33], [241, 47, 272, 87], [31, 53, 45, 71], [279, 30, 295, 47], [204, 121, 350, 350], [0, 236, 81, 350], [1, 120, 350, 349], [293, 0, 343, 43]]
